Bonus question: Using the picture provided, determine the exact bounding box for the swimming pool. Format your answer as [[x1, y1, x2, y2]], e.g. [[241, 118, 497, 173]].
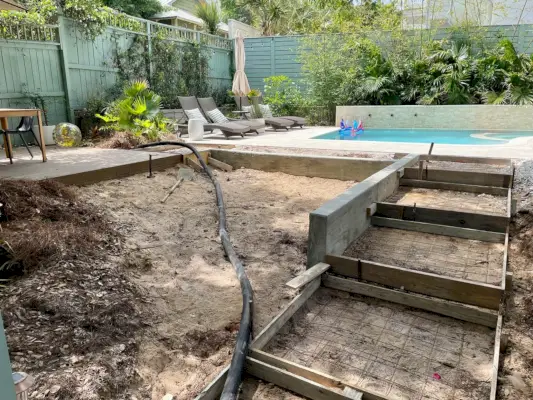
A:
[[313, 129, 533, 145]]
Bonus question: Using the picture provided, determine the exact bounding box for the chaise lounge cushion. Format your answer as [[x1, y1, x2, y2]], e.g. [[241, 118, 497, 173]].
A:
[[206, 109, 229, 124], [184, 108, 208, 123]]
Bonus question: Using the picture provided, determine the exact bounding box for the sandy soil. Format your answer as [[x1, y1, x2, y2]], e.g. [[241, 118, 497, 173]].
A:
[[79, 167, 354, 399], [387, 187, 508, 216], [497, 159, 533, 399]]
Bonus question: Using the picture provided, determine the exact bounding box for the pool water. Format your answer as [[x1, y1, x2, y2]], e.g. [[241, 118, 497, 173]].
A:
[[313, 129, 533, 145]]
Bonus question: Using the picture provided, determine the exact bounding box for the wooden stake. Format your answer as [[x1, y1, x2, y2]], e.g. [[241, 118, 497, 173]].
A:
[[161, 178, 183, 203]]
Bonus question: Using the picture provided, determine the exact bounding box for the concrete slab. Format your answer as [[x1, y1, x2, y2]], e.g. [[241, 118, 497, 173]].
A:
[[0, 146, 184, 185]]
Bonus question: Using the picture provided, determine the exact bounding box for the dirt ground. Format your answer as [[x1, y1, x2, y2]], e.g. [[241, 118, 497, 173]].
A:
[[387, 187, 508, 216], [344, 226, 504, 285], [79, 167, 354, 399], [266, 288, 494, 400], [497, 159, 533, 399]]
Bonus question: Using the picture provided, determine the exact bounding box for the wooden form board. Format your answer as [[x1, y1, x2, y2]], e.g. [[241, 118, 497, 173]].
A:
[[286, 263, 331, 289], [252, 277, 321, 350], [209, 149, 393, 182], [375, 202, 509, 233], [245, 357, 362, 400], [322, 274, 498, 328], [325, 254, 503, 309], [403, 167, 512, 188], [371, 216, 506, 243], [400, 178, 509, 196], [490, 314, 504, 400], [394, 153, 512, 166]]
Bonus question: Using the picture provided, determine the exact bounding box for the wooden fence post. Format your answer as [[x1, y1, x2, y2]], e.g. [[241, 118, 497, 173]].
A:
[[57, 15, 74, 123]]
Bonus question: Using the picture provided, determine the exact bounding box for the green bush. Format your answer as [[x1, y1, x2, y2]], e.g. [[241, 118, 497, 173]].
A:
[[96, 80, 169, 141], [263, 75, 305, 116]]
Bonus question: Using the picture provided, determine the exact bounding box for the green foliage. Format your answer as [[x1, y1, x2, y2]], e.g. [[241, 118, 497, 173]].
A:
[[301, 34, 533, 123], [196, 0, 222, 35], [102, 0, 162, 19], [247, 89, 261, 97], [220, 0, 254, 24], [263, 75, 305, 116], [96, 80, 169, 141]]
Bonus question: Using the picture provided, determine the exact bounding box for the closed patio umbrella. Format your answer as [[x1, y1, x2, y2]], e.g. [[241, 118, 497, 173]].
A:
[[232, 32, 251, 103]]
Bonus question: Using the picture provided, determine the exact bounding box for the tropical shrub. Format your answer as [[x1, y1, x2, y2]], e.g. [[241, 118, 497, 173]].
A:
[[196, 0, 222, 35], [263, 75, 305, 116], [96, 80, 169, 141], [301, 34, 533, 123]]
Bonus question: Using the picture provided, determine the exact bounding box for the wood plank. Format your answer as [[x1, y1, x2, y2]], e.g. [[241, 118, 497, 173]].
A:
[[252, 277, 320, 350], [207, 155, 233, 172], [394, 153, 511, 166], [371, 216, 506, 243], [286, 263, 330, 290], [186, 157, 203, 172], [490, 314, 504, 400], [250, 349, 381, 399], [507, 187, 512, 219], [400, 178, 509, 196], [403, 167, 511, 188], [375, 202, 509, 233], [322, 274, 498, 328], [245, 357, 358, 400], [366, 203, 377, 217], [343, 387, 363, 400], [501, 228, 509, 291], [325, 255, 503, 310], [193, 366, 229, 400]]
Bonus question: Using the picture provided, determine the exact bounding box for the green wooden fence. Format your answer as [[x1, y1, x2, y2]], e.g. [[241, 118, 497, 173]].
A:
[[244, 24, 533, 92], [0, 14, 233, 144]]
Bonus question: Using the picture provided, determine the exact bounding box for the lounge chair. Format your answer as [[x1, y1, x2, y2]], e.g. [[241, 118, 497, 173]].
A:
[[178, 96, 251, 139], [233, 97, 294, 131], [235, 96, 307, 128], [197, 97, 265, 134]]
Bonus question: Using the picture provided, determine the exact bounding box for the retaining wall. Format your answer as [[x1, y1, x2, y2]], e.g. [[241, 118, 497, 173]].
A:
[[209, 150, 393, 181], [336, 105, 533, 131], [307, 154, 420, 267]]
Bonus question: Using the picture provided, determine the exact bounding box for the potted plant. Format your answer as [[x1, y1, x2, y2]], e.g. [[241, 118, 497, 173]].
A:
[[25, 91, 55, 145], [247, 89, 263, 120]]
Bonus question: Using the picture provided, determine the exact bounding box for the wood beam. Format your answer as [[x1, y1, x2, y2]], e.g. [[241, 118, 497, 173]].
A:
[[403, 167, 511, 188], [490, 314, 504, 400], [207, 156, 233, 172], [325, 255, 503, 310], [252, 277, 320, 350], [286, 263, 331, 290], [249, 349, 382, 400], [322, 274, 498, 328], [245, 357, 365, 400], [371, 216, 505, 243], [375, 202, 509, 233], [400, 179, 508, 196]]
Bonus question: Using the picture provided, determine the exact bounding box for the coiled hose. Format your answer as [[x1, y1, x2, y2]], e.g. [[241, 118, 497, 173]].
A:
[[137, 142, 253, 400]]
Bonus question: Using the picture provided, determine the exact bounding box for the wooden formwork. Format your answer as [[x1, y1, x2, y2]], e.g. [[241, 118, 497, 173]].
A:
[[196, 154, 512, 400]]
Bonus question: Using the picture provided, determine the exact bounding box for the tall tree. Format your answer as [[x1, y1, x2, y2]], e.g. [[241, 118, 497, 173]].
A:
[[102, 0, 162, 19]]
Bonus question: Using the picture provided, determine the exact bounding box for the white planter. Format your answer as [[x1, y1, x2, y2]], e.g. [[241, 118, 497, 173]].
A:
[[33, 125, 56, 146], [188, 119, 204, 141]]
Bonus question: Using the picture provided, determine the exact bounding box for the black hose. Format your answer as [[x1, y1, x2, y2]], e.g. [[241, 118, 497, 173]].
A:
[[137, 142, 253, 400]]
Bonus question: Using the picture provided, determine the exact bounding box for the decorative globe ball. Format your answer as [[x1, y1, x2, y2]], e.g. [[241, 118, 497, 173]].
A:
[[53, 123, 82, 147]]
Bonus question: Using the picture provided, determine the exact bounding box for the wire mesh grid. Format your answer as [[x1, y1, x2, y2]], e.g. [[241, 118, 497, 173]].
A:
[[386, 187, 507, 216], [265, 288, 494, 400], [344, 226, 504, 285]]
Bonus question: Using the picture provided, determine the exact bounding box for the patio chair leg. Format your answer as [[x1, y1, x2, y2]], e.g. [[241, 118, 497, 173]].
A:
[[30, 129, 43, 156], [18, 133, 33, 159]]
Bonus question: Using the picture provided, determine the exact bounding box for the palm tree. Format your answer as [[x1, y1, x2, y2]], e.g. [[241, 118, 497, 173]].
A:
[[196, 0, 222, 35], [238, 0, 289, 35]]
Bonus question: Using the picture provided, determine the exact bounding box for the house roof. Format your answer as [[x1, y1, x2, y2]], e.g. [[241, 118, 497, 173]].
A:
[[152, 8, 229, 32], [0, 0, 27, 11]]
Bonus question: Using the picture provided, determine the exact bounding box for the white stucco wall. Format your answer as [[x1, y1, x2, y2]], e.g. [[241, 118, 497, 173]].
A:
[[228, 19, 261, 39], [336, 105, 533, 130]]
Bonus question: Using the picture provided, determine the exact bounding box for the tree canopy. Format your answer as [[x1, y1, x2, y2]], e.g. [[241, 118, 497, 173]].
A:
[[102, 0, 162, 19]]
